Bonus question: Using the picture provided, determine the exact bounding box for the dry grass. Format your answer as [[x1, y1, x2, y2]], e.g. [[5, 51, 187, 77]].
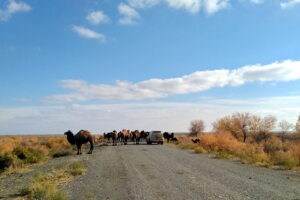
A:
[[19, 160, 86, 200], [0, 135, 73, 175], [171, 133, 300, 171]]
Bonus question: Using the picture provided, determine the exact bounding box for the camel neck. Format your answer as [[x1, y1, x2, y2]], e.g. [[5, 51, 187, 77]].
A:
[[67, 134, 75, 145]]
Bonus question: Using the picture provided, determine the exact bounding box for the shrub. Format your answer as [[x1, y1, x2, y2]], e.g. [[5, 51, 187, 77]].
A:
[[263, 136, 283, 153], [19, 172, 69, 200], [194, 146, 206, 154], [0, 153, 15, 170], [13, 146, 45, 164], [68, 161, 85, 176], [271, 151, 298, 169]]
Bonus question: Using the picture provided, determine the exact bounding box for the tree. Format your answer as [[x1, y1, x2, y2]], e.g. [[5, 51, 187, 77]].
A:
[[189, 120, 205, 136], [278, 120, 294, 141], [295, 115, 300, 133], [212, 112, 251, 142], [212, 113, 277, 143], [250, 115, 277, 142], [232, 112, 251, 142]]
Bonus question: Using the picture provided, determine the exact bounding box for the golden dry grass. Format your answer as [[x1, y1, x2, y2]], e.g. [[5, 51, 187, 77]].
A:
[[0, 135, 74, 175], [171, 133, 300, 171]]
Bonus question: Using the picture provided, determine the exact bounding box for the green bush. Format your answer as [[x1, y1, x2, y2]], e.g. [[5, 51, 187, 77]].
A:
[[68, 161, 85, 176], [0, 153, 15, 170], [13, 146, 45, 164], [271, 151, 299, 169], [19, 172, 69, 200]]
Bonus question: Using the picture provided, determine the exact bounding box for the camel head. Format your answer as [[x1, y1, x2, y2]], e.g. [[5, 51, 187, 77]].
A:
[[64, 130, 75, 145], [64, 130, 73, 136]]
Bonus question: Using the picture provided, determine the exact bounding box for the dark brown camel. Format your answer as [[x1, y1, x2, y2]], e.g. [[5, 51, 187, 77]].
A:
[[104, 130, 118, 145], [64, 130, 94, 155], [131, 130, 149, 144], [191, 138, 200, 143], [163, 132, 174, 142]]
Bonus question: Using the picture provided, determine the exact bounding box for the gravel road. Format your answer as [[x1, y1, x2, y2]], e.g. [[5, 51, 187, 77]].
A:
[[63, 143, 300, 200]]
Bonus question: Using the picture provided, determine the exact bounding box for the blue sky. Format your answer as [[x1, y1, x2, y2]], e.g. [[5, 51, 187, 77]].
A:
[[1, 0, 300, 134]]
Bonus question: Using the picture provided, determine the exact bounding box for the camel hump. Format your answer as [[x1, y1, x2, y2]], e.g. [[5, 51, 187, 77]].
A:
[[77, 130, 92, 137]]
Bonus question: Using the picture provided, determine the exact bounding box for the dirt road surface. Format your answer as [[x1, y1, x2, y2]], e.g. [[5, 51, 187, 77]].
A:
[[63, 143, 300, 200]]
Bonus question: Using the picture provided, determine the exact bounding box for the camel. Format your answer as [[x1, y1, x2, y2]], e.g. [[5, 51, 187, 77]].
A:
[[191, 139, 200, 143], [104, 130, 118, 146], [121, 129, 131, 145], [64, 130, 94, 155], [131, 130, 149, 144], [117, 131, 125, 144], [163, 132, 174, 142]]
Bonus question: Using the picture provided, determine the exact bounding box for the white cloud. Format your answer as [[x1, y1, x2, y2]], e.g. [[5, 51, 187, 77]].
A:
[[202, 0, 229, 14], [45, 60, 300, 103], [0, 0, 31, 21], [118, 3, 140, 25], [250, 0, 264, 4], [86, 10, 110, 25], [229, 60, 300, 85], [128, 0, 161, 8], [165, 0, 202, 13], [280, 0, 300, 8], [72, 25, 106, 41], [2, 96, 300, 134], [125, 0, 229, 14]]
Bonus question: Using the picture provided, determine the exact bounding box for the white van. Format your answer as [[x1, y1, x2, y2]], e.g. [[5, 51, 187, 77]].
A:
[[146, 131, 163, 144]]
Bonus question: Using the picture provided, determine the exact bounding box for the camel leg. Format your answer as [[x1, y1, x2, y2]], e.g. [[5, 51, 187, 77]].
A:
[[77, 144, 82, 155], [88, 140, 93, 154], [76, 143, 80, 155]]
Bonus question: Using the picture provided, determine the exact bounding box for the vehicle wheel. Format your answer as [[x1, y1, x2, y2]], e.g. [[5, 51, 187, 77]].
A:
[[147, 141, 151, 144], [160, 141, 163, 145]]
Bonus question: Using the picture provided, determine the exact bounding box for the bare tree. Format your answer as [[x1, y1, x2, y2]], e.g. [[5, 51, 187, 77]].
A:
[[213, 113, 277, 142], [251, 115, 277, 142], [212, 112, 251, 142], [295, 115, 300, 133], [279, 120, 294, 141], [232, 112, 251, 142], [189, 120, 205, 136]]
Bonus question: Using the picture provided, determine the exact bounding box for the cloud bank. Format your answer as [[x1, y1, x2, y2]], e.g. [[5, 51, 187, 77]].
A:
[[280, 0, 300, 8], [2, 96, 300, 134], [45, 60, 300, 103], [0, 0, 31, 21]]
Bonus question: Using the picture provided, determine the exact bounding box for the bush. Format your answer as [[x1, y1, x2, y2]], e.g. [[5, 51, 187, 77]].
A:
[[19, 172, 69, 200], [194, 146, 206, 154], [263, 137, 283, 153], [271, 151, 298, 169], [68, 161, 85, 176], [13, 146, 45, 164], [0, 153, 15, 170]]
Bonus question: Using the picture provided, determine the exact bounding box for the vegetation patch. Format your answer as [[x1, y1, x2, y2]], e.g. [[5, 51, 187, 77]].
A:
[[19, 161, 86, 200], [0, 135, 73, 175]]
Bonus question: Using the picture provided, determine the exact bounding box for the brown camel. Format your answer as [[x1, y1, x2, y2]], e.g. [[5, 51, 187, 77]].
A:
[[131, 130, 149, 144], [104, 130, 118, 145], [64, 130, 94, 155], [121, 129, 131, 145]]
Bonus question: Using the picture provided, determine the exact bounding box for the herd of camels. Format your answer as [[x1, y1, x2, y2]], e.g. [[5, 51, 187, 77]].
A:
[[64, 129, 178, 155]]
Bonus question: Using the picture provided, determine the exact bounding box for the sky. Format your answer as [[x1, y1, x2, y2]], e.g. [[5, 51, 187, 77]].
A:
[[1, 0, 300, 134]]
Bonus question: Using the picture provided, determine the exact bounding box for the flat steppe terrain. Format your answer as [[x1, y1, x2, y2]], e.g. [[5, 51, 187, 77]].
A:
[[1, 143, 300, 200]]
